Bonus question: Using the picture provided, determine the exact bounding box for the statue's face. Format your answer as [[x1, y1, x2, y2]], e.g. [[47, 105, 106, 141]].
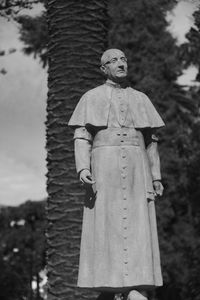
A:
[[101, 49, 128, 82]]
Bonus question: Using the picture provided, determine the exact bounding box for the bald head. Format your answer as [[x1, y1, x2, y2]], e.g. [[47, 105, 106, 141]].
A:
[[100, 49, 128, 83], [101, 49, 126, 66]]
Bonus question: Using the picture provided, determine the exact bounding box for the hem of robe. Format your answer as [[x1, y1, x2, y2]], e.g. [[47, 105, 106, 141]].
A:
[[77, 284, 163, 293]]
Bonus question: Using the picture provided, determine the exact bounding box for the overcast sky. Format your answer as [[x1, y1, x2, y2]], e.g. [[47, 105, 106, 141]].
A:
[[0, 0, 199, 206], [0, 4, 47, 206]]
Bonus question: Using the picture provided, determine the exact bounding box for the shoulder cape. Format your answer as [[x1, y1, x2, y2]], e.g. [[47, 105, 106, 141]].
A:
[[68, 84, 165, 129]]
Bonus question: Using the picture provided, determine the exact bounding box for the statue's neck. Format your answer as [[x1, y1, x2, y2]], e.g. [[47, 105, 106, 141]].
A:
[[105, 79, 129, 89]]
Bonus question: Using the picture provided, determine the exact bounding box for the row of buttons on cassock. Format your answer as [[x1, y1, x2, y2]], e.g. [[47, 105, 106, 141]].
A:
[[116, 88, 129, 276], [121, 146, 129, 276], [116, 88, 127, 125]]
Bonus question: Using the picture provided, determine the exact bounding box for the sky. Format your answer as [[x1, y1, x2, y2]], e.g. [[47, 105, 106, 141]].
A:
[[166, 0, 199, 85], [0, 4, 47, 206], [0, 0, 199, 206]]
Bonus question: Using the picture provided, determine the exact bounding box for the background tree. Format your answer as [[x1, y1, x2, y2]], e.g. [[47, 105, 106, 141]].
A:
[[0, 0, 46, 75], [0, 0, 41, 18], [108, 0, 200, 299], [45, 1, 108, 300], [0, 201, 46, 300], [179, 6, 200, 299], [17, 11, 48, 67]]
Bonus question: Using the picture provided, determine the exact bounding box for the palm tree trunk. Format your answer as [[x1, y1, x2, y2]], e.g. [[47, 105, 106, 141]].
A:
[[46, 1, 108, 300]]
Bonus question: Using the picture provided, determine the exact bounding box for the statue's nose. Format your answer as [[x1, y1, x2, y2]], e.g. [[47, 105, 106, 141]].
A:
[[118, 64, 125, 69]]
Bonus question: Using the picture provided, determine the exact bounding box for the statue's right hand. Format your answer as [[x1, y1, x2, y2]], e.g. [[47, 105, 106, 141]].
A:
[[79, 169, 95, 185]]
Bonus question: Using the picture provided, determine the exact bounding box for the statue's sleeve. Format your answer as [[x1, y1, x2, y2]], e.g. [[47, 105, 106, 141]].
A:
[[145, 130, 162, 181], [73, 127, 93, 174]]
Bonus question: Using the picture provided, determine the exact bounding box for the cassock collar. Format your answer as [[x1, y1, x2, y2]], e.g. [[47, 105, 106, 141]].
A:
[[105, 79, 129, 89]]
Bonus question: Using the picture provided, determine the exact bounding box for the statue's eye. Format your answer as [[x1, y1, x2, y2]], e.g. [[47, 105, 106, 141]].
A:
[[110, 58, 117, 64], [121, 57, 127, 62]]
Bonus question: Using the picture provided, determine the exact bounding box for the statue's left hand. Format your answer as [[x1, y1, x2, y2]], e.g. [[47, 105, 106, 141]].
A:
[[153, 180, 164, 196]]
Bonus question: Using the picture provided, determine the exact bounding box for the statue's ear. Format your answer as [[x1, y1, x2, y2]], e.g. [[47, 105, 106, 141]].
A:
[[100, 65, 106, 74]]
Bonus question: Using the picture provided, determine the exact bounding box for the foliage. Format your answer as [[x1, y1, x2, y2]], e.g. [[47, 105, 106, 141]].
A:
[[0, 0, 40, 18], [0, 0, 47, 73], [108, 0, 200, 299], [0, 200, 46, 300], [17, 12, 48, 67], [178, 5, 200, 299], [180, 8, 200, 81]]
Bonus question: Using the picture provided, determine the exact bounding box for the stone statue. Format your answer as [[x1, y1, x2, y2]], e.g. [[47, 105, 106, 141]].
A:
[[68, 49, 165, 300]]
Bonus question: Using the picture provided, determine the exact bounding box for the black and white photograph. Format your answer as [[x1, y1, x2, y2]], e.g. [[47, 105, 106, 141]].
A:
[[0, 1, 200, 300]]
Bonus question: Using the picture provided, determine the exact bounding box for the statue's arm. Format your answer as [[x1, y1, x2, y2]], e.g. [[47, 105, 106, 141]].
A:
[[146, 131, 164, 196], [74, 127, 95, 185], [146, 134, 161, 181]]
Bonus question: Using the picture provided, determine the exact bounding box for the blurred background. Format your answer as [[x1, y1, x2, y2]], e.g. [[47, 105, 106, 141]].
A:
[[0, 0, 200, 299]]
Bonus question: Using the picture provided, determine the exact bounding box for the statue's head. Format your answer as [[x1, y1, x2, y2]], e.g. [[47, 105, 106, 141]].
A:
[[100, 49, 128, 83]]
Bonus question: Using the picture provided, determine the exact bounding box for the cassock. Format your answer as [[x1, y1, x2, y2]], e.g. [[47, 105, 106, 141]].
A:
[[68, 79, 165, 291]]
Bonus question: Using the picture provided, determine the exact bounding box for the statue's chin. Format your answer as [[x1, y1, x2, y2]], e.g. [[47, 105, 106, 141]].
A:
[[114, 75, 127, 83]]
